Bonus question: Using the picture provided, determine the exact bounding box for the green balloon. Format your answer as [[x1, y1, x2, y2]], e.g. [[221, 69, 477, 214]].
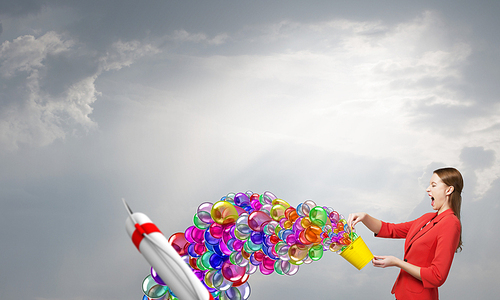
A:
[[200, 251, 213, 270], [309, 244, 324, 261], [309, 206, 328, 227], [193, 213, 210, 229]]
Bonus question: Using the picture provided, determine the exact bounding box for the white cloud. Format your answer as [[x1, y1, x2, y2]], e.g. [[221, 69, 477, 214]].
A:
[[0, 32, 160, 150], [169, 29, 229, 45], [99, 40, 161, 72], [118, 10, 499, 204], [2, 6, 500, 300], [0, 31, 74, 77], [158, 12, 474, 158]]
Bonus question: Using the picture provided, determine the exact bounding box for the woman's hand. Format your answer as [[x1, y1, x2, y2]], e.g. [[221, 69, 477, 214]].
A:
[[347, 212, 382, 235], [347, 212, 367, 229], [372, 255, 400, 268], [372, 255, 422, 281]]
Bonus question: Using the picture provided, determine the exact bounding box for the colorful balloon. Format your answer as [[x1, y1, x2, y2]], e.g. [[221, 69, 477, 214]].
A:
[[151, 267, 166, 286], [211, 201, 239, 225], [142, 274, 168, 299], [137, 191, 362, 300]]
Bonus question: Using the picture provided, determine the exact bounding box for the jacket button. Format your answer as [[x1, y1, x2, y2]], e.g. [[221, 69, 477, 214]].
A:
[[404, 259, 407, 262]]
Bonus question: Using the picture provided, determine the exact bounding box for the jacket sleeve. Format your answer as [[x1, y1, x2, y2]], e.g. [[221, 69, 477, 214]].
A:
[[420, 217, 460, 288], [376, 219, 415, 239]]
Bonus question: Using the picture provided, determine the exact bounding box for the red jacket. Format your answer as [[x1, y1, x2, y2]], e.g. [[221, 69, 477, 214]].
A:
[[376, 209, 460, 300]]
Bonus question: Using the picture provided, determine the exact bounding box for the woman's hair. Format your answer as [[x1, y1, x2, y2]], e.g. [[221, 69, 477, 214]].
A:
[[434, 167, 463, 252]]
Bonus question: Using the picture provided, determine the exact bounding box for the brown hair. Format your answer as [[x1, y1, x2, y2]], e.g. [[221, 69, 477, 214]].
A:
[[434, 167, 463, 252]]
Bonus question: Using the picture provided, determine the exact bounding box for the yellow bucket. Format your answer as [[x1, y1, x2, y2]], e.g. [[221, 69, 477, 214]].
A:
[[339, 236, 374, 270]]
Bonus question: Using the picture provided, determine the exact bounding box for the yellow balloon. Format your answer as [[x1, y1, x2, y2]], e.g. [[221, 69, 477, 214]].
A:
[[271, 204, 287, 221], [211, 201, 239, 225], [300, 216, 312, 229], [272, 198, 291, 208], [289, 258, 305, 266], [288, 244, 309, 261]]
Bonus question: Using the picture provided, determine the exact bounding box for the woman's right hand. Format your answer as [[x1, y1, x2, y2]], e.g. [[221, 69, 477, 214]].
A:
[[347, 212, 367, 229]]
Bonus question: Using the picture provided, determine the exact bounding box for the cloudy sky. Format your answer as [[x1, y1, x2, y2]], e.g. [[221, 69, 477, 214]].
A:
[[1, 1, 499, 299]]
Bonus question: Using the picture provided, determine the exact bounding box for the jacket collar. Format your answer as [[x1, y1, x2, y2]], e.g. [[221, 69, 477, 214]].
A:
[[405, 209, 455, 254], [434, 208, 455, 222]]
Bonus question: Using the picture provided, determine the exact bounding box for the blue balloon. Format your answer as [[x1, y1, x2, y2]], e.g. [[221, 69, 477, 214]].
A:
[[209, 253, 225, 270], [205, 228, 220, 246], [187, 244, 201, 258], [250, 231, 264, 244]]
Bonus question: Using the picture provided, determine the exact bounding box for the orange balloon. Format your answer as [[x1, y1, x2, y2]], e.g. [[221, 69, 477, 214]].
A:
[[189, 257, 200, 270], [288, 210, 299, 222], [298, 230, 312, 245], [241, 248, 251, 260], [304, 224, 323, 243], [301, 216, 312, 229], [284, 207, 296, 219]]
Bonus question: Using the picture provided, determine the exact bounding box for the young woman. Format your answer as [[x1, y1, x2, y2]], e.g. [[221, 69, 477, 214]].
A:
[[348, 167, 463, 300]]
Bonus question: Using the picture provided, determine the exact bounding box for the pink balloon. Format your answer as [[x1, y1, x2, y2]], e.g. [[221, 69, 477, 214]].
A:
[[221, 260, 246, 282], [193, 243, 206, 256], [219, 239, 233, 256], [222, 225, 233, 244], [190, 227, 205, 244], [329, 211, 340, 223], [262, 256, 275, 270], [259, 259, 274, 275], [285, 234, 297, 246], [184, 226, 196, 243], [209, 223, 224, 239], [232, 239, 244, 252], [251, 199, 263, 211]]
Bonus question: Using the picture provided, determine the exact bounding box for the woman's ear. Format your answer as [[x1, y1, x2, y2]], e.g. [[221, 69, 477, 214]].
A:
[[446, 186, 454, 195]]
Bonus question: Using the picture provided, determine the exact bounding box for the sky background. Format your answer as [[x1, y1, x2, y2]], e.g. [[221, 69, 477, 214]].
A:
[[1, 0, 499, 299]]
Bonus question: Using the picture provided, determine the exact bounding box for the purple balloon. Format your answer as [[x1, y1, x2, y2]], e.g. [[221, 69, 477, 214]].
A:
[[150, 267, 166, 286]]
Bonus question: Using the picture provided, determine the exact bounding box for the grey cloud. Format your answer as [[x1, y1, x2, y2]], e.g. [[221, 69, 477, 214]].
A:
[[0, 32, 95, 149], [461, 50, 500, 105], [408, 162, 449, 220], [407, 100, 482, 134], [1, 2, 500, 300], [452, 175, 500, 298], [459, 146, 496, 170], [0, 31, 159, 150], [459, 146, 496, 198], [0, 0, 43, 17]]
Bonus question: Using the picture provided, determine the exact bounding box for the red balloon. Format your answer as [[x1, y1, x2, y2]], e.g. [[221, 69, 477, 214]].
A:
[[248, 211, 272, 232], [168, 232, 189, 256], [231, 273, 250, 287]]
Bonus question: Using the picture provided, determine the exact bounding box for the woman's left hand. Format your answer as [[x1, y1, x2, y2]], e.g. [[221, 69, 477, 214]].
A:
[[372, 255, 401, 268]]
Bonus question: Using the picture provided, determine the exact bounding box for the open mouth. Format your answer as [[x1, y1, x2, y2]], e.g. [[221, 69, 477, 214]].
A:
[[430, 196, 435, 206]]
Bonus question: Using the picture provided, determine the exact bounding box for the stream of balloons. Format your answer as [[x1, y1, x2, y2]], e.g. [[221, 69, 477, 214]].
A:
[[141, 191, 358, 300]]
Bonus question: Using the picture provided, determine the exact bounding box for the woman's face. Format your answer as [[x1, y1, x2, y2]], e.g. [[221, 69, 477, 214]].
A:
[[426, 173, 453, 214]]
